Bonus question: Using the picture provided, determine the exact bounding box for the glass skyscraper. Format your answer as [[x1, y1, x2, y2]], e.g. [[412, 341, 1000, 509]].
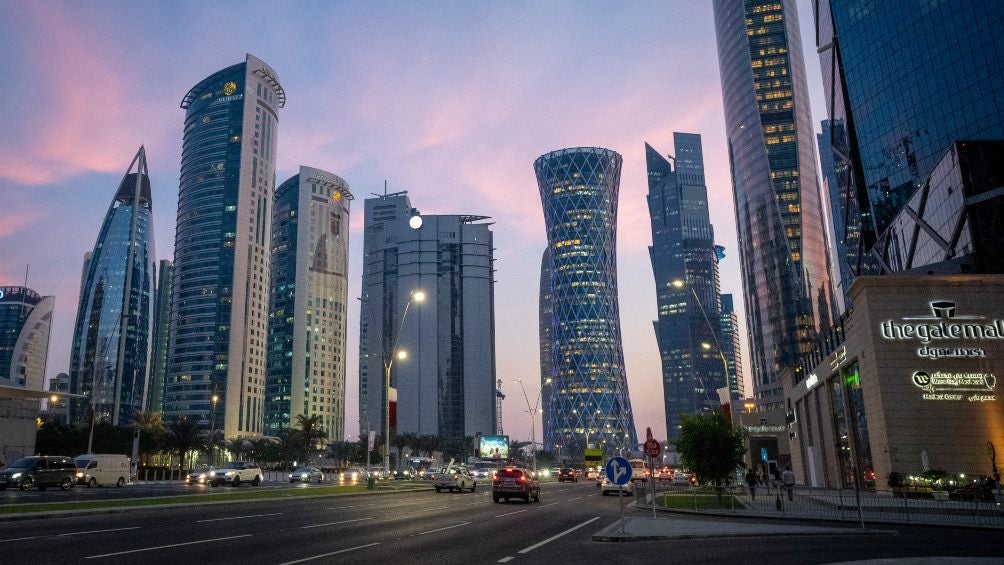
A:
[[0, 286, 54, 392], [148, 259, 172, 413], [714, 0, 834, 409], [816, 0, 1004, 274], [536, 147, 637, 459], [818, 121, 854, 313], [166, 54, 284, 437], [646, 135, 727, 441], [68, 147, 156, 426], [266, 166, 352, 441]]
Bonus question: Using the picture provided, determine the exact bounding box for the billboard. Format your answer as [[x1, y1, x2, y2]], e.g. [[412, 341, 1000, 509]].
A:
[[478, 435, 509, 460]]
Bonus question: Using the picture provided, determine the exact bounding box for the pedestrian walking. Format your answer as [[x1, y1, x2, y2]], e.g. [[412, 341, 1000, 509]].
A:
[[781, 466, 796, 501], [745, 468, 758, 500]]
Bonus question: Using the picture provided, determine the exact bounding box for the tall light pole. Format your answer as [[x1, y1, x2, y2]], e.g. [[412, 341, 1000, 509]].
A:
[[209, 394, 219, 466], [384, 290, 425, 476], [672, 279, 731, 407], [515, 378, 550, 475]]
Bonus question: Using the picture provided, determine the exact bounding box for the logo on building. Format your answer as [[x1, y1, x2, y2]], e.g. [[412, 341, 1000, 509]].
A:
[[223, 81, 237, 96], [880, 300, 1004, 359], [911, 370, 996, 402]]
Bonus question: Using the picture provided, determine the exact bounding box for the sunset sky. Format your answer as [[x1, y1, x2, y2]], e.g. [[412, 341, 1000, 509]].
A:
[[0, 0, 829, 444]]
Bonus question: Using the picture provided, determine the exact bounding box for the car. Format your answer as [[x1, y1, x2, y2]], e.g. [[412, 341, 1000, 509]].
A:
[[209, 461, 263, 487], [673, 471, 694, 487], [187, 465, 216, 485], [557, 468, 578, 483], [74, 454, 130, 487], [289, 467, 324, 483], [595, 471, 606, 487], [657, 466, 674, 482], [422, 467, 440, 481], [583, 468, 599, 480], [0, 456, 77, 491], [600, 476, 635, 496], [433, 467, 476, 493], [492, 466, 540, 503], [341, 467, 369, 482]]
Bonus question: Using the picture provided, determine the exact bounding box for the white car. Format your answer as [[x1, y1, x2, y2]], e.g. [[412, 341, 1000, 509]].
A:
[[209, 462, 263, 487], [434, 468, 476, 493], [673, 472, 694, 486], [600, 476, 634, 496]]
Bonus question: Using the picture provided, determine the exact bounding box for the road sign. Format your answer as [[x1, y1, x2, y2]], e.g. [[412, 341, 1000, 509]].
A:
[[605, 456, 632, 485], [644, 439, 660, 458]]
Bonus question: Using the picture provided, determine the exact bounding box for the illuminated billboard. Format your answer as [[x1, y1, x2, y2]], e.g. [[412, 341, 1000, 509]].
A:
[[478, 435, 509, 460]]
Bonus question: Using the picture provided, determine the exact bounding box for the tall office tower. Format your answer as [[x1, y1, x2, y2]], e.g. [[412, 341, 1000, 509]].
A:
[[68, 147, 156, 425], [646, 135, 726, 441], [713, 0, 834, 409], [0, 286, 54, 391], [166, 54, 284, 437], [816, 1, 1004, 276], [818, 121, 853, 313], [148, 259, 173, 413], [538, 248, 553, 449], [536, 147, 637, 459], [719, 294, 743, 399], [358, 192, 496, 440], [266, 167, 352, 441]]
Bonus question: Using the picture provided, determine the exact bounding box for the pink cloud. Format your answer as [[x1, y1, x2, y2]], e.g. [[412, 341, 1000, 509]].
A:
[[0, 207, 45, 238]]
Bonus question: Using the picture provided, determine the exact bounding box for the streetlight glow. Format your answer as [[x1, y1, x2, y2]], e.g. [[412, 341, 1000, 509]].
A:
[[396, 350, 408, 360], [412, 290, 426, 302]]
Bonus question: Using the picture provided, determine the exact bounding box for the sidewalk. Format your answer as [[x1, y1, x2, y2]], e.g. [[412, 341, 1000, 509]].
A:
[[592, 515, 889, 542]]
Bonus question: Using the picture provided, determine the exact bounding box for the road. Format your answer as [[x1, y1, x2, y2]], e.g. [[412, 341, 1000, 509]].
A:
[[2, 481, 1003, 564]]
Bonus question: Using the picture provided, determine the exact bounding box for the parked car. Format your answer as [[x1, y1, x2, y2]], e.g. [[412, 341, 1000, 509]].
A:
[[209, 461, 263, 487], [0, 456, 76, 491], [492, 466, 540, 503], [74, 454, 130, 487], [289, 467, 324, 483], [600, 475, 634, 496], [558, 468, 578, 483], [187, 465, 216, 485], [434, 467, 476, 493]]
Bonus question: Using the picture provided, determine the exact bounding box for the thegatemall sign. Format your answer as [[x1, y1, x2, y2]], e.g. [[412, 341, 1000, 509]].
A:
[[880, 301, 1004, 359]]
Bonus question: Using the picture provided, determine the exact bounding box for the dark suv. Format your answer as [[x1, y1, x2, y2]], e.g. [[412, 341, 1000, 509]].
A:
[[0, 456, 77, 491], [558, 468, 578, 483], [492, 466, 540, 503]]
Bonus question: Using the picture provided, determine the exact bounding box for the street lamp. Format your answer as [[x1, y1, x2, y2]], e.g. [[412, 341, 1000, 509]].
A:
[[515, 378, 551, 475], [672, 279, 731, 403], [384, 290, 425, 475], [209, 394, 219, 466]]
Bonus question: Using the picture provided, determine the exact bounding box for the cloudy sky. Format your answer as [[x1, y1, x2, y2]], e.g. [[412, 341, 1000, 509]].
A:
[[0, 0, 828, 444]]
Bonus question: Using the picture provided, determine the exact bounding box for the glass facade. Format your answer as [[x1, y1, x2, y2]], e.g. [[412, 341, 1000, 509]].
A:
[[266, 167, 352, 441], [829, 361, 873, 489], [68, 147, 155, 426], [646, 136, 727, 442], [148, 259, 172, 413], [816, 0, 1004, 273], [714, 0, 834, 409], [719, 294, 743, 399], [818, 121, 856, 312], [538, 248, 553, 445], [536, 147, 637, 459], [0, 286, 53, 392], [167, 54, 284, 437]]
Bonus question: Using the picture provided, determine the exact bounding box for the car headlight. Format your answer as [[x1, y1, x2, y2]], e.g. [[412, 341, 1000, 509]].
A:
[[11, 472, 22, 479]]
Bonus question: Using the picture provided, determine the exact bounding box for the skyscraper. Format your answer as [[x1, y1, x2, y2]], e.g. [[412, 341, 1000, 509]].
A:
[[0, 286, 54, 392], [166, 54, 284, 437], [68, 147, 156, 426], [816, 1, 1004, 275], [718, 293, 743, 399], [266, 166, 352, 441], [358, 192, 496, 441], [818, 121, 854, 313], [713, 0, 834, 409], [646, 136, 727, 441], [148, 259, 172, 413], [536, 147, 637, 458], [538, 248, 553, 448]]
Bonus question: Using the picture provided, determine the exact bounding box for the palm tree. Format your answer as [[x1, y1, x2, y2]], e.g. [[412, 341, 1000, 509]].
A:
[[391, 432, 418, 471], [325, 441, 358, 469], [417, 434, 442, 460], [225, 436, 252, 462], [163, 418, 205, 476], [128, 410, 164, 466], [293, 414, 328, 461]]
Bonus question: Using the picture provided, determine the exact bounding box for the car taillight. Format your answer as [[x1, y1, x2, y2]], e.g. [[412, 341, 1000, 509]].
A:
[[518, 476, 526, 483]]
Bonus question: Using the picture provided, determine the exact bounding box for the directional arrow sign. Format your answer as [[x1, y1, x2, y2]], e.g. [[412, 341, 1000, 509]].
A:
[[605, 456, 632, 486]]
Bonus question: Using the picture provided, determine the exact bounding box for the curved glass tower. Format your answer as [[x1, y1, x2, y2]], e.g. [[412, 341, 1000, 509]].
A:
[[266, 166, 352, 441], [166, 54, 284, 437], [535, 147, 637, 460], [1, 286, 54, 392], [68, 147, 156, 425]]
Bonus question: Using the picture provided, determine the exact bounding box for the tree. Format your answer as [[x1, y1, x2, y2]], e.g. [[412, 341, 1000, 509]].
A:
[[417, 434, 441, 460], [129, 410, 164, 466], [225, 436, 252, 461], [391, 432, 418, 470], [673, 410, 746, 496], [163, 418, 206, 475], [293, 414, 328, 462], [325, 441, 359, 469]]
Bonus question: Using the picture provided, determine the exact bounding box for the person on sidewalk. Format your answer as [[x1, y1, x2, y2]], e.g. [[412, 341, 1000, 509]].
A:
[[745, 468, 758, 500], [781, 466, 796, 501]]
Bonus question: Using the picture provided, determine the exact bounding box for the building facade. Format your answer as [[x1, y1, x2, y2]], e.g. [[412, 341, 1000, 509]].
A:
[[815, 0, 1004, 276], [0, 286, 54, 392], [68, 147, 156, 426], [358, 192, 496, 441], [646, 136, 728, 441], [535, 147, 637, 459], [148, 259, 172, 413], [719, 293, 744, 399], [266, 166, 352, 441], [538, 248, 553, 447], [713, 0, 834, 409], [165, 54, 284, 438], [818, 121, 854, 313]]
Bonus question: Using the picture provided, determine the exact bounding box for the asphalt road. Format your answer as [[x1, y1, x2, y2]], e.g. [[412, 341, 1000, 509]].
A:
[[2, 481, 1003, 564]]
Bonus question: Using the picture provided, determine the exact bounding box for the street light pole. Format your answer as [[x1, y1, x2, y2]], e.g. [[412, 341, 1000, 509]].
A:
[[384, 290, 425, 476], [209, 394, 219, 466], [515, 378, 550, 475]]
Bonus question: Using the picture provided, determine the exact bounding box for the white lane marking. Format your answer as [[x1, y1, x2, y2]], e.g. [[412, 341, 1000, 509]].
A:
[[417, 521, 471, 536], [587, 493, 599, 497], [517, 516, 600, 554], [0, 536, 41, 544], [498, 557, 515, 563], [84, 534, 252, 559], [60, 527, 141, 537], [196, 512, 282, 523], [325, 503, 376, 510], [300, 517, 371, 529], [278, 542, 381, 565], [538, 502, 559, 508], [495, 509, 529, 518], [568, 496, 583, 501]]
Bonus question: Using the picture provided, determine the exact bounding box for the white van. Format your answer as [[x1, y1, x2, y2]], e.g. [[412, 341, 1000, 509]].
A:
[[74, 454, 130, 487]]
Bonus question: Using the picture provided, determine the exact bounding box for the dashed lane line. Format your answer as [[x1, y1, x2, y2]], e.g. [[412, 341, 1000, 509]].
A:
[[60, 527, 141, 537], [84, 534, 253, 559], [277, 542, 381, 565], [498, 557, 515, 563], [300, 517, 372, 529], [417, 521, 471, 536], [196, 512, 282, 523], [494, 509, 529, 518], [516, 517, 600, 554]]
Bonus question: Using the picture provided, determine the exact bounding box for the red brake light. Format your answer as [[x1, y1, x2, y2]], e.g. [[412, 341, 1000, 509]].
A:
[[518, 475, 526, 483]]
